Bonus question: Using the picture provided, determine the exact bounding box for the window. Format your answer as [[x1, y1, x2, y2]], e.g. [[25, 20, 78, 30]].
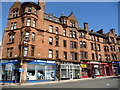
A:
[[7, 48, 13, 57], [90, 35, 93, 40], [31, 46, 34, 56], [9, 34, 14, 43], [118, 47, 120, 52], [28, 7, 32, 13], [91, 43, 94, 50], [55, 38, 59, 46], [80, 51, 87, 59], [63, 29, 66, 36], [83, 41, 86, 48], [12, 10, 18, 17], [110, 37, 114, 43], [70, 41, 73, 48], [80, 32, 85, 38], [96, 53, 98, 60], [56, 50, 59, 59], [63, 52, 67, 60], [103, 38, 107, 43], [69, 31, 76, 38], [71, 52, 78, 60], [49, 49, 53, 58], [49, 37, 53, 45], [99, 54, 102, 61], [92, 53, 94, 60], [104, 46, 109, 52], [23, 46, 28, 56], [11, 22, 16, 30], [74, 42, 77, 48], [105, 55, 110, 61], [70, 22, 75, 27], [27, 19, 31, 26], [80, 41, 83, 48], [56, 27, 59, 34], [97, 44, 101, 51], [34, 8, 37, 14], [49, 25, 53, 33], [32, 33, 35, 42], [62, 18, 66, 24], [25, 32, 30, 41], [112, 54, 117, 60], [33, 20, 36, 28], [70, 41, 77, 49], [63, 40, 67, 47]]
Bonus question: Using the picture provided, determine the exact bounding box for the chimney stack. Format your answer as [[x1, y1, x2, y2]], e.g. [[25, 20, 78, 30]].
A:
[[83, 22, 88, 31]]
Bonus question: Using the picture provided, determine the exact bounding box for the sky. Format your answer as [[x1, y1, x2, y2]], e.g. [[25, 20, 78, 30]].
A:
[[0, 1, 118, 43]]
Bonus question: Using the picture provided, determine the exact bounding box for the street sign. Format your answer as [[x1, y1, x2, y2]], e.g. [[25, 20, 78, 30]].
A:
[[19, 68, 24, 72]]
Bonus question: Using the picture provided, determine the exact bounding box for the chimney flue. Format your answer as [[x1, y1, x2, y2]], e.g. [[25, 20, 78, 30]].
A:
[[84, 22, 88, 31]]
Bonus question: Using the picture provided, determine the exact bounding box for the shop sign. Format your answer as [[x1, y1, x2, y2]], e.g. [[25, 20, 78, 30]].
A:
[[34, 60, 46, 63], [94, 65, 98, 68], [1, 60, 18, 63], [89, 62, 99, 64], [81, 64, 87, 68], [47, 61, 55, 64]]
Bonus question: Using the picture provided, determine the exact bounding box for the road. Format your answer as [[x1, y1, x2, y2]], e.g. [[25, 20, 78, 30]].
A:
[[2, 76, 120, 88]]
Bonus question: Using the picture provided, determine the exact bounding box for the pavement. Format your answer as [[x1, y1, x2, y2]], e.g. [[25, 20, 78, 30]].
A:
[[1, 75, 119, 87]]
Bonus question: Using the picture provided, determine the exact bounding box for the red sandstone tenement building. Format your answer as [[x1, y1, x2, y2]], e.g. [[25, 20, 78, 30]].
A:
[[1, 0, 120, 83]]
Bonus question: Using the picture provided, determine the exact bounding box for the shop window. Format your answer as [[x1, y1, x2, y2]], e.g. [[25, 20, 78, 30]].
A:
[[32, 33, 35, 42], [55, 38, 59, 46], [11, 22, 16, 30], [63, 52, 67, 60], [49, 25, 53, 33], [49, 37, 53, 45], [7, 48, 13, 57], [63, 29, 66, 36], [31, 46, 34, 56], [28, 7, 32, 13], [27, 64, 55, 80], [27, 18, 31, 26], [56, 50, 59, 59], [56, 27, 59, 34], [63, 40, 67, 47], [33, 20, 36, 28], [92, 53, 94, 60], [49, 49, 53, 58], [23, 46, 28, 56]]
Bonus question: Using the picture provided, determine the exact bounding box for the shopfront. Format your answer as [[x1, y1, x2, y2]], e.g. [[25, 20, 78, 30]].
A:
[[112, 61, 120, 75], [0, 60, 20, 83], [60, 62, 80, 80], [26, 60, 56, 83]]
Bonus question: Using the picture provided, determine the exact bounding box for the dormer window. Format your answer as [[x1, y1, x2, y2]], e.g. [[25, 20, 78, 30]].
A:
[[62, 18, 66, 24], [70, 22, 75, 27], [28, 7, 32, 13], [12, 10, 18, 17], [110, 37, 114, 43]]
